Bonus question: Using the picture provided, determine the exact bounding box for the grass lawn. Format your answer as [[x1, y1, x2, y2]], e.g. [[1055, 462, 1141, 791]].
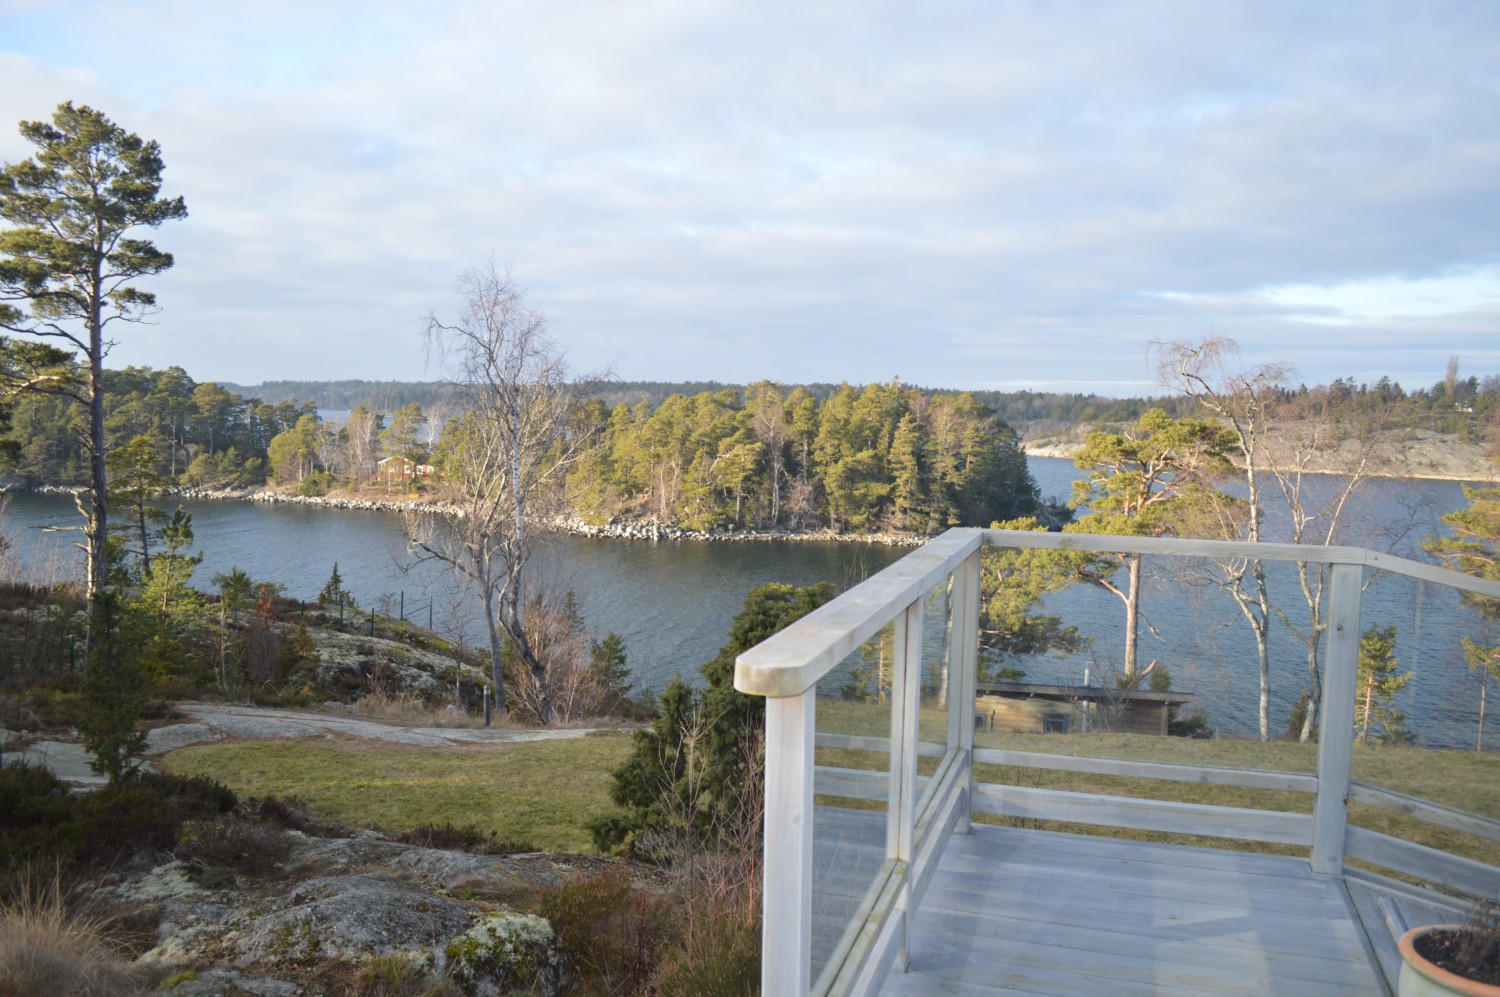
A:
[[159, 733, 634, 854]]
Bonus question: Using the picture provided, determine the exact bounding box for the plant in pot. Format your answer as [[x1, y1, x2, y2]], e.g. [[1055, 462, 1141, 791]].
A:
[[1399, 898, 1500, 996]]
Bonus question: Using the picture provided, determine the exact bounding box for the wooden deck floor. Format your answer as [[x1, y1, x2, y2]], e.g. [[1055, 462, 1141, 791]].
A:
[[866, 822, 1466, 997]]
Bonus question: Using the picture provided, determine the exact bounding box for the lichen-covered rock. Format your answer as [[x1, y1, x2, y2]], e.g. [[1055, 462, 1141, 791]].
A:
[[158, 968, 302, 996], [96, 860, 205, 906], [384, 843, 519, 890], [445, 911, 565, 997], [121, 839, 628, 993], [236, 874, 470, 967], [144, 897, 239, 967], [297, 628, 487, 703]]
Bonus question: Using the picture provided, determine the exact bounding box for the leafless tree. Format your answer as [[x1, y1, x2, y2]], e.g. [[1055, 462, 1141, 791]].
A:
[[1156, 335, 1289, 740], [343, 406, 382, 485], [1263, 388, 1392, 740], [746, 381, 788, 527], [401, 263, 600, 724], [1158, 335, 1395, 741]]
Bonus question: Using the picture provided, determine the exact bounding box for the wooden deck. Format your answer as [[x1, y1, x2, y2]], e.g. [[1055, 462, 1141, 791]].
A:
[[863, 822, 1467, 997]]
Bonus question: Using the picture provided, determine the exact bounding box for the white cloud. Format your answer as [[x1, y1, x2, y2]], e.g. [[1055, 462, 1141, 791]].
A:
[[1257, 269, 1500, 325], [2, 1, 1499, 392]]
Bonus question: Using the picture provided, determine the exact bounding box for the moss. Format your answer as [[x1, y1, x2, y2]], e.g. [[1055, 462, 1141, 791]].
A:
[[264, 917, 324, 962], [159, 969, 199, 987], [444, 911, 563, 994]]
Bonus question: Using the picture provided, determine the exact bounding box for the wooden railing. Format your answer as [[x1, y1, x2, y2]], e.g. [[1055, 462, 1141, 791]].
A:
[[734, 528, 1500, 997]]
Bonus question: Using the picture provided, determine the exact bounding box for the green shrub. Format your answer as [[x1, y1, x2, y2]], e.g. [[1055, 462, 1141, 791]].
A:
[[23, 687, 89, 731], [0, 767, 237, 880], [296, 471, 338, 497], [597, 582, 831, 860]]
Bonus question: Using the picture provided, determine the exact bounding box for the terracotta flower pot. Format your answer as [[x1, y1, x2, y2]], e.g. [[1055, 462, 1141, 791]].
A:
[[1399, 926, 1500, 997]]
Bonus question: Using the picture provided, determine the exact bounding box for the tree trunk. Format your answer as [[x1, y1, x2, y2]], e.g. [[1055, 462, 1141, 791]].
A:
[[1478, 675, 1488, 752], [1300, 638, 1321, 742], [1123, 555, 1142, 677], [481, 597, 509, 717], [499, 549, 555, 725], [1242, 563, 1273, 741], [86, 286, 108, 614], [136, 500, 151, 577]]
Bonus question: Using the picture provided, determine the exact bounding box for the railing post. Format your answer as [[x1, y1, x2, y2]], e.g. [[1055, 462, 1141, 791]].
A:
[[947, 550, 980, 834], [763, 691, 815, 997], [1312, 560, 1362, 876], [888, 599, 923, 972]]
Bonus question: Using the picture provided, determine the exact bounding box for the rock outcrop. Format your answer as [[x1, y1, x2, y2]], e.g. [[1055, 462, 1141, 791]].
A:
[[115, 835, 593, 995]]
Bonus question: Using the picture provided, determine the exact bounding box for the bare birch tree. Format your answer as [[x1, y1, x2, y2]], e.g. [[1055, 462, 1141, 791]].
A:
[[1158, 336, 1394, 741], [1156, 336, 1289, 740], [401, 263, 599, 724], [1265, 390, 1391, 740]]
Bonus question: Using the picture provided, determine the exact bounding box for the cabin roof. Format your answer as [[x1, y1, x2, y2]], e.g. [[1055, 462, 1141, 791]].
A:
[[975, 680, 1196, 705]]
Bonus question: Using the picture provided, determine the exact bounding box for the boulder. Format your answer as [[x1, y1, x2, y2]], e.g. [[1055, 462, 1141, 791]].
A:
[[236, 873, 470, 967], [126, 840, 579, 995]]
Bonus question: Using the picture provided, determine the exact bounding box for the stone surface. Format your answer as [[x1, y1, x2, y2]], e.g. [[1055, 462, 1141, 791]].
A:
[[121, 836, 594, 993], [159, 969, 302, 996], [235, 873, 471, 967]]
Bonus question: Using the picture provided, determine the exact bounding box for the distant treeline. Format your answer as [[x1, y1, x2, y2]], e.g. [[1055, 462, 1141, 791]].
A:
[[5, 366, 314, 487], [220, 372, 1500, 445], [222, 378, 1179, 432], [214, 379, 458, 414]]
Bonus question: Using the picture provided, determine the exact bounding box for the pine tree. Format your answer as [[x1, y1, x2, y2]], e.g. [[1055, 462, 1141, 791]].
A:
[[1355, 624, 1411, 744], [1, 102, 188, 607], [595, 581, 833, 858], [1066, 408, 1236, 675], [1425, 484, 1500, 748]]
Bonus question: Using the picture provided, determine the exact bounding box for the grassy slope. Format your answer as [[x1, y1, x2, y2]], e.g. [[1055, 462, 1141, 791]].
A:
[[159, 734, 633, 854]]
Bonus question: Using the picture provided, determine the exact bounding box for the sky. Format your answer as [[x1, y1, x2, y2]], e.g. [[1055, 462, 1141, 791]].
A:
[[2, 0, 1498, 398]]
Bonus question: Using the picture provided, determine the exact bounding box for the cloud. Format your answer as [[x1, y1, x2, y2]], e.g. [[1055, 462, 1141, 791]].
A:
[[2, 0, 1498, 393]]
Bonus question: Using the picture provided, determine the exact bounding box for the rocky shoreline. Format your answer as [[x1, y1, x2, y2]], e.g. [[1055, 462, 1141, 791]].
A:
[[18, 483, 931, 547], [1023, 428, 1499, 483]]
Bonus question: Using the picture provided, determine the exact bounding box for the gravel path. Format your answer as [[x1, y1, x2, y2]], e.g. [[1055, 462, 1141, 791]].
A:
[[7, 703, 602, 787]]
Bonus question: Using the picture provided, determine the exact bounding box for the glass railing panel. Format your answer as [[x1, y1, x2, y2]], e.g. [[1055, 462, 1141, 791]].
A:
[[919, 574, 956, 755], [810, 635, 897, 986], [1348, 568, 1500, 883], [971, 546, 1326, 846]]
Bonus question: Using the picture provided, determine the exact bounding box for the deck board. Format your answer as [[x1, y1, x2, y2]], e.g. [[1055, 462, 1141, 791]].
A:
[[1344, 870, 1469, 990], [876, 824, 1390, 997]]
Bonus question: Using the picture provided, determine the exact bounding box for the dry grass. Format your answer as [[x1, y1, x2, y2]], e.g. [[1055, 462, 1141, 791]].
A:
[[341, 688, 487, 728], [0, 871, 154, 997]]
